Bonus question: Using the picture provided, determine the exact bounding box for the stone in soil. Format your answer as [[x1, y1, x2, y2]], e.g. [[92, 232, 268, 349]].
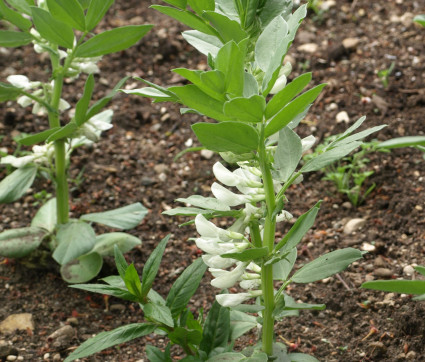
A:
[[0, 314, 34, 335]]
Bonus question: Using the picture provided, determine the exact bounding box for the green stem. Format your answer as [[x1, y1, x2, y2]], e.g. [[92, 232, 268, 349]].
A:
[[258, 126, 276, 357]]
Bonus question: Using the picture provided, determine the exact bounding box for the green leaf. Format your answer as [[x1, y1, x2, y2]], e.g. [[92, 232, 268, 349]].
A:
[[176, 195, 230, 211], [75, 25, 153, 57], [332, 125, 386, 148], [141, 235, 170, 299], [46, 122, 77, 142], [53, 221, 96, 265], [274, 293, 325, 319], [287, 353, 320, 362], [17, 128, 60, 146], [215, 40, 245, 97], [265, 84, 326, 138], [162, 0, 187, 9], [414, 266, 425, 277], [292, 248, 364, 283], [31, 7, 74, 48], [265, 73, 312, 119], [413, 14, 425, 27], [0, 165, 37, 203], [0, 30, 32, 47], [243, 72, 259, 97], [75, 74, 95, 126], [0, 81, 22, 100], [182, 30, 222, 57], [200, 299, 230, 354], [124, 263, 143, 300], [70, 282, 139, 302], [60, 252, 103, 283], [91, 232, 141, 256], [223, 95, 265, 123], [0, 0, 32, 31], [361, 280, 425, 296], [274, 126, 302, 182], [378, 136, 425, 149], [208, 353, 245, 361], [168, 327, 203, 348], [77, 0, 90, 9], [192, 122, 258, 154], [63, 323, 156, 362], [85, 76, 129, 121], [275, 201, 321, 253], [301, 141, 362, 173], [146, 344, 173, 362], [255, 16, 288, 72], [46, 0, 85, 31], [222, 247, 269, 262], [202, 11, 246, 43], [80, 202, 148, 230], [31, 198, 57, 232], [124, 76, 179, 103], [229, 310, 256, 341], [188, 0, 214, 14], [144, 302, 174, 328], [162, 207, 213, 216], [0, 226, 46, 258], [85, 0, 114, 31], [151, 5, 217, 36], [169, 84, 231, 121], [114, 244, 128, 280], [166, 258, 207, 318], [5, 0, 34, 15], [272, 247, 297, 281], [259, 0, 292, 28]]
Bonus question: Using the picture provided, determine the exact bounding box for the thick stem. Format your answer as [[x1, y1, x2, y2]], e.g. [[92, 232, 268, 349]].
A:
[[258, 126, 276, 357]]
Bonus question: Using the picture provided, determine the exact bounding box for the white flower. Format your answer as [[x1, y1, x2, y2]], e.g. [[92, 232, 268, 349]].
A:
[[301, 135, 316, 153], [78, 110, 113, 142], [0, 155, 36, 168], [210, 262, 248, 289], [17, 95, 32, 107], [202, 254, 237, 269], [1, 143, 54, 168], [32, 98, 70, 115], [270, 74, 287, 94], [276, 210, 293, 223], [240, 279, 261, 290], [7, 75, 31, 89], [195, 214, 244, 241], [211, 182, 260, 207], [195, 238, 236, 255], [216, 290, 262, 307], [213, 162, 262, 188]]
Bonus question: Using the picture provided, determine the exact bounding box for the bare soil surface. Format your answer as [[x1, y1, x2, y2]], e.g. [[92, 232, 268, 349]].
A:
[[0, 0, 424, 361]]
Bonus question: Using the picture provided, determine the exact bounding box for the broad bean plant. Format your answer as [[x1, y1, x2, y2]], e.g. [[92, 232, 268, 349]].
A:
[[0, 0, 151, 282], [67, 0, 387, 361]]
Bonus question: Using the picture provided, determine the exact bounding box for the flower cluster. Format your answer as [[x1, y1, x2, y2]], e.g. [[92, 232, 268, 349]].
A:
[[1, 143, 54, 169]]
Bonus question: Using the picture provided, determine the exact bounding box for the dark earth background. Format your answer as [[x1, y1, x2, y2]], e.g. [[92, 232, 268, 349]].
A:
[[0, 0, 424, 360]]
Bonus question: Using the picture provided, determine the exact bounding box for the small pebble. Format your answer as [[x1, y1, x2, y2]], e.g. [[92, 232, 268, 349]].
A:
[[403, 265, 415, 276], [297, 43, 318, 53], [6, 356, 17, 361], [336, 111, 349, 123], [343, 218, 366, 234], [373, 268, 393, 278], [200, 149, 214, 160]]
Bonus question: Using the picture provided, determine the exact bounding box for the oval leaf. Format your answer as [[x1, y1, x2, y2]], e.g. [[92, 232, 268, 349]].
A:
[[46, 0, 85, 31], [53, 221, 96, 265], [75, 25, 153, 58], [0, 165, 37, 203], [0, 226, 46, 258], [60, 252, 103, 283], [192, 121, 259, 154], [0, 30, 32, 47], [224, 95, 266, 123], [85, 0, 114, 31], [292, 248, 364, 284], [362, 280, 425, 296], [91, 232, 141, 257], [31, 198, 57, 232]]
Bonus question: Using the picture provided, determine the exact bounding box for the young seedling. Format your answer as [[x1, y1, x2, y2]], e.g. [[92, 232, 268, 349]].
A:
[[0, 0, 152, 282]]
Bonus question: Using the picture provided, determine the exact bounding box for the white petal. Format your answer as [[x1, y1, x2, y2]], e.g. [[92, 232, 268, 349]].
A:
[[79, 62, 100, 74], [7, 75, 31, 89], [269, 74, 287, 94], [216, 293, 252, 307], [211, 262, 248, 289], [88, 110, 113, 130], [1, 155, 35, 168], [301, 135, 316, 152], [195, 238, 235, 255], [195, 214, 220, 238], [240, 279, 261, 290], [213, 162, 238, 186], [32, 102, 46, 115], [59, 99, 71, 111], [211, 182, 250, 207], [276, 210, 293, 223], [17, 95, 32, 107], [202, 254, 236, 269]]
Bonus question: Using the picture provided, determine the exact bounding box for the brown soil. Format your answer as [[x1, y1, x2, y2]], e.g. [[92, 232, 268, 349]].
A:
[[0, 0, 424, 361]]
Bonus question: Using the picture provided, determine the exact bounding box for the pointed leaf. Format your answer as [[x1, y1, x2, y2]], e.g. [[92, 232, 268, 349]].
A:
[[361, 280, 425, 296], [0, 226, 46, 258], [114, 244, 128, 280], [266, 73, 312, 119], [0, 0, 32, 31], [162, 0, 187, 9], [75, 25, 153, 57], [0, 30, 32, 47], [215, 41, 244, 97], [166, 258, 207, 317], [53, 221, 96, 265], [60, 252, 103, 283], [144, 302, 174, 328], [31, 7, 74, 48], [124, 263, 143, 300], [75, 74, 95, 126], [414, 266, 425, 277], [182, 30, 222, 57], [292, 248, 364, 283], [146, 345, 172, 362], [202, 11, 246, 43], [0, 81, 22, 100], [192, 121, 258, 154], [18, 128, 60, 146], [273, 247, 297, 281], [31, 198, 57, 232], [176, 195, 230, 211], [46, 0, 85, 31], [224, 95, 265, 123], [229, 310, 257, 341], [222, 247, 269, 262], [5, 0, 34, 15], [85, 0, 114, 31], [188, 0, 214, 14], [378, 136, 425, 149], [91, 232, 141, 256], [200, 299, 230, 354], [265, 84, 326, 138], [80, 202, 148, 230], [274, 126, 302, 181], [0, 165, 37, 203], [70, 283, 139, 302], [141, 235, 170, 298], [46, 122, 77, 142], [63, 323, 156, 362]]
